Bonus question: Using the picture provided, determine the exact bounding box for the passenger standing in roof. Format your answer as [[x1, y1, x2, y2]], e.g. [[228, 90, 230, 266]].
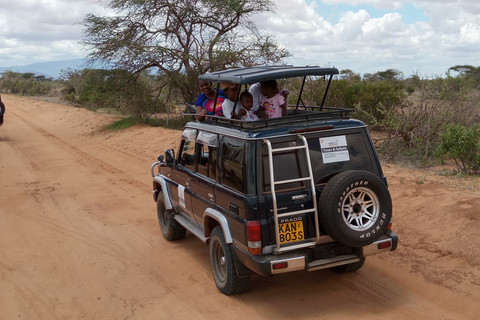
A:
[[195, 80, 226, 121], [250, 81, 289, 116], [220, 83, 242, 119], [257, 80, 288, 119]]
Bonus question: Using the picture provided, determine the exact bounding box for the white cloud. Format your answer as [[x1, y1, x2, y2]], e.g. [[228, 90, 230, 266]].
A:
[[0, 0, 112, 66], [0, 0, 479, 77], [321, 0, 403, 10], [249, 0, 480, 76]]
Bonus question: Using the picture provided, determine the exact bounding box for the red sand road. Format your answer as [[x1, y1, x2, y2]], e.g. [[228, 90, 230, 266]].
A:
[[1, 94, 480, 319]]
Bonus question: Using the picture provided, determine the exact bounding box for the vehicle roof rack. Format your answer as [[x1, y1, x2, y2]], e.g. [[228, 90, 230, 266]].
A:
[[197, 107, 355, 130]]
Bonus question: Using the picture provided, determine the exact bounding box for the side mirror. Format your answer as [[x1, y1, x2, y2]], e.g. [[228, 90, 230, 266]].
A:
[[165, 149, 175, 166], [158, 154, 165, 165]]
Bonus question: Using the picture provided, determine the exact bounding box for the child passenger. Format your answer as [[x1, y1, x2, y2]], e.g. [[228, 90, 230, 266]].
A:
[[257, 80, 287, 119], [232, 92, 258, 121]]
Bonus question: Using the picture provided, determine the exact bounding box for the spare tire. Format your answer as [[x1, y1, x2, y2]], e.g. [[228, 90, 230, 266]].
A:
[[319, 170, 392, 247]]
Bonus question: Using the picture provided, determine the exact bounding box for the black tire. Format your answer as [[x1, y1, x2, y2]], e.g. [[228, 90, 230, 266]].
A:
[[0, 100, 5, 116], [319, 170, 392, 247], [157, 191, 186, 241], [0, 101, 5, 125], [331, 258, 365, 273], [209, 226, 251, 295]]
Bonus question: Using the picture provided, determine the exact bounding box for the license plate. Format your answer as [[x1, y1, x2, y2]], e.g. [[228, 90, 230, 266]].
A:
[[279, 221, 304, 244]]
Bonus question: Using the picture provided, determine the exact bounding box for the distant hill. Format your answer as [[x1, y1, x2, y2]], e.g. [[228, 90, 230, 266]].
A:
[[0, 59, 92, 79]]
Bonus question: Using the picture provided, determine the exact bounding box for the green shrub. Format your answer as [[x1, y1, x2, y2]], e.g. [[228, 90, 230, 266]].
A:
[[0, 70, 54, 96], [436, 124, 480, 175]]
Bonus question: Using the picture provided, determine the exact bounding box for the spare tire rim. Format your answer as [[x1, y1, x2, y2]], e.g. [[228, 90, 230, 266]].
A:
[[341, 187, 380, 231]]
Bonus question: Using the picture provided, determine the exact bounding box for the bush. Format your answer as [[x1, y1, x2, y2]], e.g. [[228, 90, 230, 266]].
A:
[[0, 70, 54, 96], [436, 124, 480, 175], [367, 74, 479, 163], [59, 68, 176, 120]]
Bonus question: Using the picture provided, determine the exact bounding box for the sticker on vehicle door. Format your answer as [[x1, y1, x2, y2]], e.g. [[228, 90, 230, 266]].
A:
[[178, 185, 186, 208], [320, 136, 350, 163]]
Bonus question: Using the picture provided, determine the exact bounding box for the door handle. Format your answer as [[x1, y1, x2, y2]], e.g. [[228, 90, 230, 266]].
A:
[[292, 194, 307, 201]]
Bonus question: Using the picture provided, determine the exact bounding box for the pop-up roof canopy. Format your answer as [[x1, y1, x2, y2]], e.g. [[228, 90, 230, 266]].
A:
[[198, 66, 339, 84]]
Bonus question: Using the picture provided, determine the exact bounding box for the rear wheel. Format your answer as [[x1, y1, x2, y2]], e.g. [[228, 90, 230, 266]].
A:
[[209, 226, 251, 295], [157, 191, 186, 241]]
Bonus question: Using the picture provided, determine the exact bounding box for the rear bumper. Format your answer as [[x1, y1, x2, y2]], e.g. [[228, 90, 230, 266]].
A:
[[233, 231, 398, 276]]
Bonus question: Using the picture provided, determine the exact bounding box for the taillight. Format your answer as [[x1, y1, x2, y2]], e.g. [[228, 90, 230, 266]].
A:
[[273, 262, 288, 270], [247, 221, 262, 255], [387, 218, 393, 230], [378, 242, 392, 249]]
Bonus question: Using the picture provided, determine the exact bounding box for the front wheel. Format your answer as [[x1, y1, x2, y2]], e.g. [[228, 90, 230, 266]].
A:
[[209, 226, 251, 295], [157, 191, 186, 241]]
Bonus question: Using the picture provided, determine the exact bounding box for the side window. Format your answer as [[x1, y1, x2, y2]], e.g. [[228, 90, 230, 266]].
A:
[[179, 140, 196, 170], [195, 131, 218, 180], [209, 146, 217, 180], [196, 143, 210, 177], [221, 137, 246, 193], [178, 129, 197, 170]]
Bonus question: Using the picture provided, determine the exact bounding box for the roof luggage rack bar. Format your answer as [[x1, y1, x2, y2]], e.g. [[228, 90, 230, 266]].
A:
[[196, 107, 355, 130]]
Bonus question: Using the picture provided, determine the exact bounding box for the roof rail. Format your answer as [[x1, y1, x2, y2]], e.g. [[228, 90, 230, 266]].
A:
[[185, 107, 355, 130]]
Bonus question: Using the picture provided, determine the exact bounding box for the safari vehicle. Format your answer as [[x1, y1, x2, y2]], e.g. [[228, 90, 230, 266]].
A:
[[151, 66, 398, 295]]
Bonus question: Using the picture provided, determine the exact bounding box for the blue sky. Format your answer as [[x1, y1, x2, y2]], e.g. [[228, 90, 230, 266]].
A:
[[1, 0, 479, 78]]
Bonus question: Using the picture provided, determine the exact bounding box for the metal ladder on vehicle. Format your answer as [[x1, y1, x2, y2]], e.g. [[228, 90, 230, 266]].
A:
[[263, 135, 320, 253]]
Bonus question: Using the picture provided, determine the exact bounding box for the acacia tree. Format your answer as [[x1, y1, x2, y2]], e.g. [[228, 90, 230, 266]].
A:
[[82, 0, 290, 104], [449, 65, 480, 87]]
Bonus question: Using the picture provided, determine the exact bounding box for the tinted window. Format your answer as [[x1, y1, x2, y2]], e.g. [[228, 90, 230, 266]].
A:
[[179, 139, 196, 170], [195, 143, 217, 180], [262, 141, 306, 193], [307, 132, 375, 183], [221, 137, 246, 193]]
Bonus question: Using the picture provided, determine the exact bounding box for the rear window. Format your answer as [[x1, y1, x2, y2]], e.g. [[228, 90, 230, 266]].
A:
[[261, 140, 308, 193], [307, 132, 375, 183], [261, 132, 375, 193]]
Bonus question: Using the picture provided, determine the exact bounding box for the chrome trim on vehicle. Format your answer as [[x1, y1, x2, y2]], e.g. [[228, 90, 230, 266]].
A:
[[174, 214, 208, 243], [307, 254, 360, 271], [204, 208, 233, 244], [271, 256, 306, 274], [151, 161, 161, 177], [153, 175, 173, 210], [363, 236, 394, 256], [262, 235, 335, 255]]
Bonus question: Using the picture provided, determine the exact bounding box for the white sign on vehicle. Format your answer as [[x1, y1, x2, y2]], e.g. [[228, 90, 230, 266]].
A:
[[320, 135, 350, 163], [178, 185, 186, 208]]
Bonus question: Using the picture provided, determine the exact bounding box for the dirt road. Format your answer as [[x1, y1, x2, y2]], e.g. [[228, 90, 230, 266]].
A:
[[1, 94, 479, 319]]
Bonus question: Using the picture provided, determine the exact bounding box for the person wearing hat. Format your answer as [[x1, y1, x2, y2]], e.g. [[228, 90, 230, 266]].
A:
[[220, 82, 243, 119]]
